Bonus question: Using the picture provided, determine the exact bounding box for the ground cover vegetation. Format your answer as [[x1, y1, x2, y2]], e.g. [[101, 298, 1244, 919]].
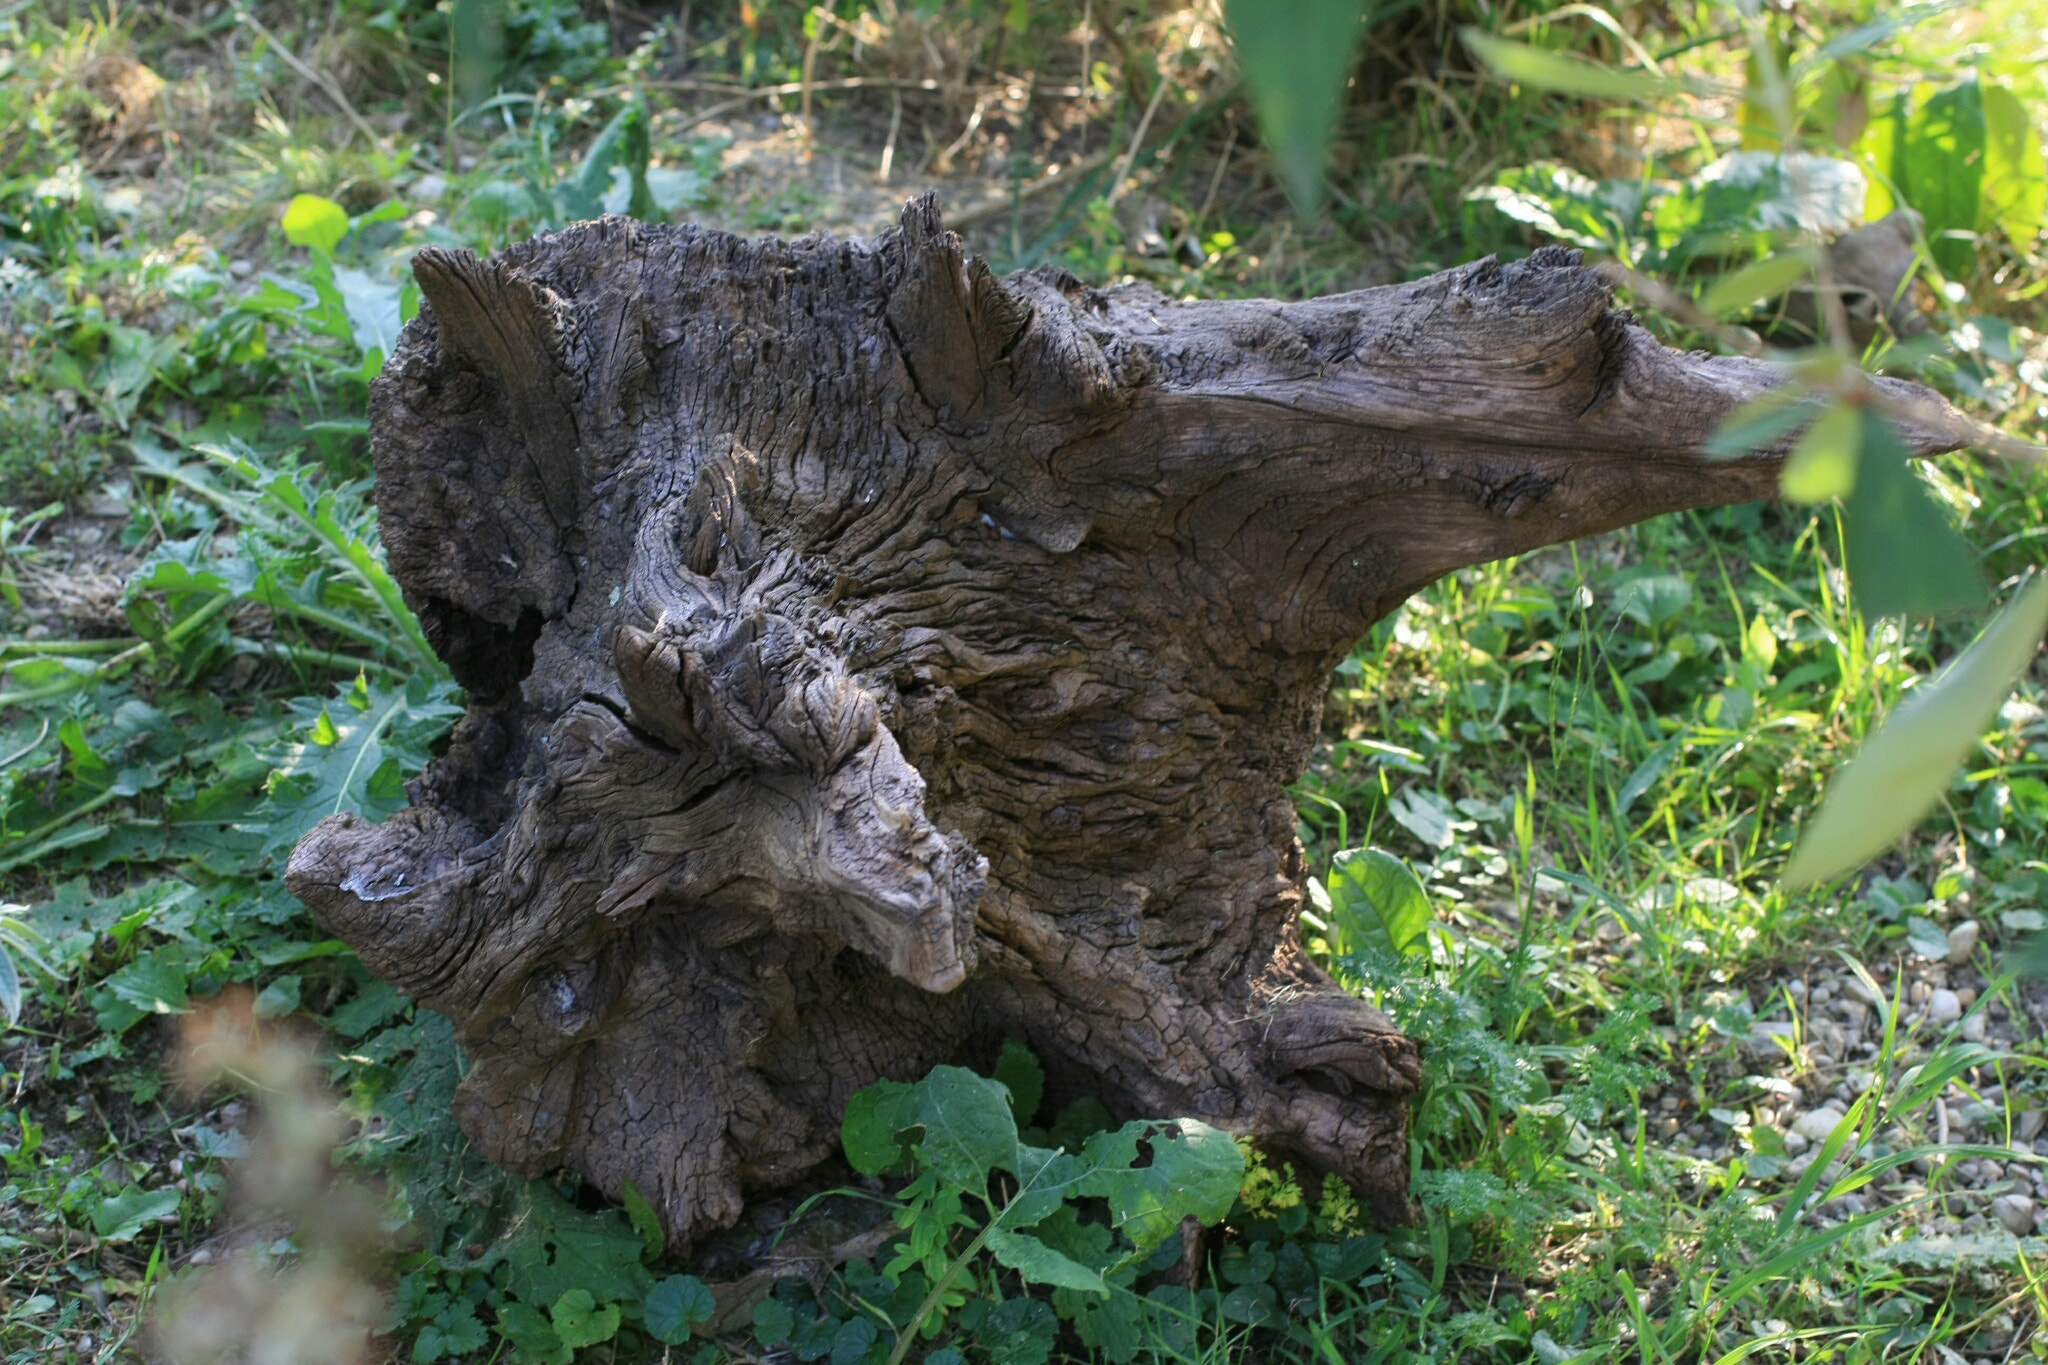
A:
[[0, 0, 2046, 1361]]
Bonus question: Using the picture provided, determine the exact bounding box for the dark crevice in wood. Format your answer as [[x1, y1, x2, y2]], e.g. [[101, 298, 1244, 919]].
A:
[[419, 598, 546, 704]]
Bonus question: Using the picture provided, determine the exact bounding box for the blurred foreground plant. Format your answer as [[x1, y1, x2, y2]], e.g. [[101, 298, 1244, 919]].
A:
[[148, 988, 390, 1365]]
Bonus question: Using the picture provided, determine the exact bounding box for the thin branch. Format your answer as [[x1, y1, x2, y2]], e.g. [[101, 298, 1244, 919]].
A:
[[232, 6, 385, 151], [640, 76, 1087, 98], [1596, 263, 2047, 465], [877, 89, 903, 186], [1105, 62, 1174, 208], [944, 146, 1117, 228]]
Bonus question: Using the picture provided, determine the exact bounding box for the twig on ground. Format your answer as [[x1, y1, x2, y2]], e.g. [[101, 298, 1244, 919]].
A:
[[231, 6, 385, 151], [944, 146, 1118, 229]]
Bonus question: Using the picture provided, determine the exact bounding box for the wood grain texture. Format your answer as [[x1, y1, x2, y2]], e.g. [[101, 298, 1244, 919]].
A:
[[286, 196, 1960, 1246]]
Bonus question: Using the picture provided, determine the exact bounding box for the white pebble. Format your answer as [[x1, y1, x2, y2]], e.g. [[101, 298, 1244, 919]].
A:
[[1992, 1193, 2037, 1236], [1793, 1108, 1847, 1142], [1961, 1012, 1987, 1043], [1946, 919, 1982, 965], [1928, 989, 1963, 1025]]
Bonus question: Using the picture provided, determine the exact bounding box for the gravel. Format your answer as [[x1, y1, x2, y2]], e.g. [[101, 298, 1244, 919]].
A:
[[1792, 1108, 1846, 1142], [1991, 1193, 2037, 1236], [1625, 959, 2043, 1245]]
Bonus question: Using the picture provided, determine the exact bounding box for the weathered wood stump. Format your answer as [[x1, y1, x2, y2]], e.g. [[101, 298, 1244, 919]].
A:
[[286, 196, 1951, 1246]]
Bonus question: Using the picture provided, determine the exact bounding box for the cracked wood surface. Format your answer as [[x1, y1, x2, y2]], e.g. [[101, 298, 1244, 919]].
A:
[[286, 195, 1959, 1245]]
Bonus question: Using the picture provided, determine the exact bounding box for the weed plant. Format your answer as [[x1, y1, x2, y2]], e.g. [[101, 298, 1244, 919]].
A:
[[0, 2, 2046, 1364]]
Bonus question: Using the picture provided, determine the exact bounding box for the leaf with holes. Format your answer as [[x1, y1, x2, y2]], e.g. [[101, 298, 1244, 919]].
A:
[[1078, 1118, 1244, 1255], [548, 1289, 619, 1350]]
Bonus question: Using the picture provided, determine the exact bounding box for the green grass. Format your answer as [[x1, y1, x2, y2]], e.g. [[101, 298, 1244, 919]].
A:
[[1, 2, 2047, 1363]]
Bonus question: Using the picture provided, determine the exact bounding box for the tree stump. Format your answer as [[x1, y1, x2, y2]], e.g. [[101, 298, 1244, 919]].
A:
[[287, 196, 1956, 1246]]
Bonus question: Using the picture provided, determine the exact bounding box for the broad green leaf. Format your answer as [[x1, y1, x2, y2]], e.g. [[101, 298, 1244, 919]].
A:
[[645, 166, 707, 214], [451, 0, 507, 110], [998, 1138, 1087, 1228], [1842, 410, 1984, 618], [0, 945, 17, 1027], [1744, 614, 1779, 673], [261, 675, 464, 854], [489, 1182, 654, 1311], [324, 979, 408, 1039], [1067, 1282, 1151, 1361], [1784, 574, 2048, 887], [563, 101, 653, 222], [842, 1078, 918, 1175], [1858, 90, 1906, 222], [1225, 0, 1368, 215], [993, 1038, 1045, 1126], [91, 1184, 180, 1241], [830, 1317, 878, 1362], [1654, 152, 1864, 256], [333, 265, 403, 363], [494, 1303, 571, 1365], [643, 1274, 716, 1345], [1466, 162, 1627, 253], [1901, 78, 1986, 277], [103, 944, 194, 1018], [1078, 1118, 1244, 1254], [901, 1066, 1019, 1193], [1324, 847, 1432, 956], [1904, 915, 1949, 960], [752, 1297, 794, 1345], [1779, 400, 1861, 503], [549, 1289, 619, 1349], [281, 194, 350, 256], [2014, 931, 2048, 980], [253, 974, 302, 1019], [466, 179, 546, 228], [417, 1302, 491, 1360], [1614, 572, 1694, 628], [193, 441, 441, 669], [1701, 248, 1816, 318], [1981, 81, 2046, 246], [1616, 739, 1677, 814], [1735, 37, 1789, 151], [1385, 789, 1455, 849], [985, 1225, 1110, 1295], [1462, 31, 1686, 103], [621, 1178, 664, 1260], [980, 1300, 1059, 1363]]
